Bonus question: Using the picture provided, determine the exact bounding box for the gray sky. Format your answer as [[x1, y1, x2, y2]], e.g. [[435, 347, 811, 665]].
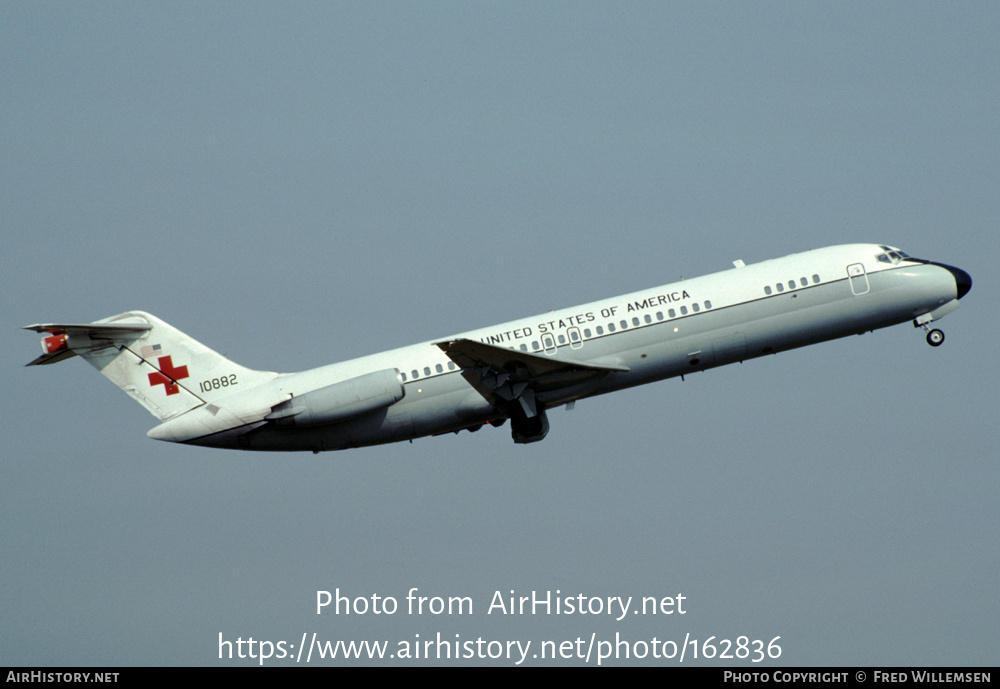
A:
[[2, 2, 996, 666]]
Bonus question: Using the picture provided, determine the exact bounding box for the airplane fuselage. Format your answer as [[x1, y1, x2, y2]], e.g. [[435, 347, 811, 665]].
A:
[[171, 243, 971, 451], [26, 244, 971, 453]]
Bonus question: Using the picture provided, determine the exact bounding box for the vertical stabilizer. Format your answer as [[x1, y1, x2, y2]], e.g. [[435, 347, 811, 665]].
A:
[[24, 311, 277, 422]]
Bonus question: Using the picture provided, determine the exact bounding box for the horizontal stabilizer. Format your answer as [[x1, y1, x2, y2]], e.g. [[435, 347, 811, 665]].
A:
[[25, 349, 79, 366], [24, 322, 153, 335], [23, 320, 152, 366]]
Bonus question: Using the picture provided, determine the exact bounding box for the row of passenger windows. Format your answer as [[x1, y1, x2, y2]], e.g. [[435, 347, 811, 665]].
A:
[[592, 301, 715, 336], [401, 360, 458, 382], [399, 300, 714, 382], [763, 275, 821, 295]]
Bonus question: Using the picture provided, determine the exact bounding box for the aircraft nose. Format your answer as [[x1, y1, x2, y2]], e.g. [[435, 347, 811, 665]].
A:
[[945, 264, 972, 300], [913, 259, 973, 300]]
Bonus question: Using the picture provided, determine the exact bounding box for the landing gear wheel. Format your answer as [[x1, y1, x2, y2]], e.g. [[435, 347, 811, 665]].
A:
[[926, 329, 945, 347]]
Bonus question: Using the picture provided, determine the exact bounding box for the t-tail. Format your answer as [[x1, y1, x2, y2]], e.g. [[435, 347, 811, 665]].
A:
[[24, 311, 278, 423]]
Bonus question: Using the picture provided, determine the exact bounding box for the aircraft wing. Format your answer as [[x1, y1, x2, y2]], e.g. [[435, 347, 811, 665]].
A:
[[434, 338, 628, 402], [436, 338, 628, 376]]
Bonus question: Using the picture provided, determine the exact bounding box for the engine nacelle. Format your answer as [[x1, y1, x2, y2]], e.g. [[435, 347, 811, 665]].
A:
[[266, 368, 405, 427]]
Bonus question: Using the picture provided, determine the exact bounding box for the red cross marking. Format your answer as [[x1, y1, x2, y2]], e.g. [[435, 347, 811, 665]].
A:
[[147, 355, 190, 396]]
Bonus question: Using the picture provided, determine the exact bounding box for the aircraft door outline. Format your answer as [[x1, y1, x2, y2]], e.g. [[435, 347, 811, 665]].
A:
[[847, 263, 870, 295], [567, 327, 584, 350], [541, 332, 557, 355]]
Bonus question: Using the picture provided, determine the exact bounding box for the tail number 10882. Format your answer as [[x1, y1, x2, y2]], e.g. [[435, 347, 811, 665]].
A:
[[199, 374, 238, 393]]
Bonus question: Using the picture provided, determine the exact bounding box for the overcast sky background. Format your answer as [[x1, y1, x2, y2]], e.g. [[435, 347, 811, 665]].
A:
[[2, 2, 996, 666]]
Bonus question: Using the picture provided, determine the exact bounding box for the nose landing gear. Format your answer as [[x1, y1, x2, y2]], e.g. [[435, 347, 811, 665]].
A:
[[925, 328, 945, 347], [914, 300, 962, 347]]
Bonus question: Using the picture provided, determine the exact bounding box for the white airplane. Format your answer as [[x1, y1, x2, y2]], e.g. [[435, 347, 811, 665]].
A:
[[25, 244, 970, 452]]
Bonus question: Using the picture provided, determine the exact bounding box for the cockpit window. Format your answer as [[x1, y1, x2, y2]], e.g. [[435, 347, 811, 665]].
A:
[[875, 247, 911, 265]]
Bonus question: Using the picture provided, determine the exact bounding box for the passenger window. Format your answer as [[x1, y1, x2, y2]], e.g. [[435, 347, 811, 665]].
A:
[[448, 362, 456, 370], [519, 344, 527, 352], [558, 334, 566, 344], [644, 314, 652, 324], [583, 328, 591, 337], [668, 309, 676, 318], [608, 323, 616, 332], [800, 277, 808, 287], [596, 326, 604, 335], [401, 372, 407, 381], [812, 274, 820, 284], [776, 283, 784, 293], [692, 303, 700, 313], [704, 300, 712, 309], [532, 341, 540, 351], [620, 320, 628, 329], [656, 312, 664, 321], [632, 317, 640, 326], [435, 364, 443, 373], [411, 370, 419, 379], [765, 285, 772, 295], [788, 280, 795, 290], [423, 367, 431, 376], [680, 305, 688, 315]]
